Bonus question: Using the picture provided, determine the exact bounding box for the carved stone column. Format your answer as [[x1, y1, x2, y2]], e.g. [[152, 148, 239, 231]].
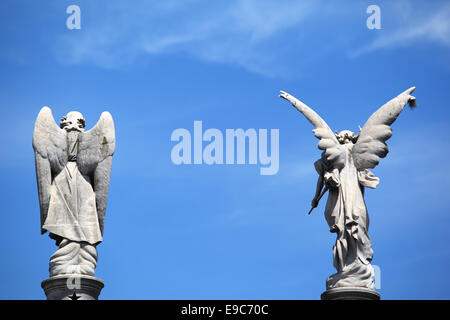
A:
[[321, 287, 380, 300], [41, 275, 104, 300]]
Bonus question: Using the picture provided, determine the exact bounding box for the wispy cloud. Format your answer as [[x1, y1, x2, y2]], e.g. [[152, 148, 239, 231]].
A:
[[56, 0, 320, 75], [56, 1, 450, 74], [350, 2, 450, 58]]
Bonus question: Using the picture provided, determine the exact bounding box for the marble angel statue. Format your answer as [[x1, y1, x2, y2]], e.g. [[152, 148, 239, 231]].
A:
[[279, 87, 416, 290], [33, 107, 115, 277]]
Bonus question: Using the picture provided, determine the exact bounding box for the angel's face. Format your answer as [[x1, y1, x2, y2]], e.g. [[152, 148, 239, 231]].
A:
[[336, 130, 356, 144], [60, 111, 85, 132]]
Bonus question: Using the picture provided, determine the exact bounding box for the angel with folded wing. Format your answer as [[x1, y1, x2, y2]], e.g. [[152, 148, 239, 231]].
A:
[[33, 107, 115, 277], [280, 87, 416, 290]]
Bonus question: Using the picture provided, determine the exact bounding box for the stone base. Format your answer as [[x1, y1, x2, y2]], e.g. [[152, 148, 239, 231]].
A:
[[41, 275, 104, 300], [321, 287, 380, 300]]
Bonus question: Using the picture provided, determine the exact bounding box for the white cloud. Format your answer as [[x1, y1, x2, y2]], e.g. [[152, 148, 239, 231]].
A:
[[57, 0, 320, 75], [351, 3, 450, 58], [56, 1, 450, 73]]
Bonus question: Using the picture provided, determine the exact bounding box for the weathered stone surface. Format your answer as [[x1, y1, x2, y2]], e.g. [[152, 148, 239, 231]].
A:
[[41, 275, 104, 300], [33, 107, 115, 299], [280, 87, 416, 293]]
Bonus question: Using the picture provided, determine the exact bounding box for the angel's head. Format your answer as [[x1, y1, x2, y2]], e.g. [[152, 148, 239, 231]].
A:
[[335, 130, 358, 144], [60, 111, 85, 132]]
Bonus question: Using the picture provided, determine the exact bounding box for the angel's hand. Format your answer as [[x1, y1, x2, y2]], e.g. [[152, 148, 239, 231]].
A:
[[311, 198, 319, 208], [399, 86, 416, 107], [279, 91, 296, 104]]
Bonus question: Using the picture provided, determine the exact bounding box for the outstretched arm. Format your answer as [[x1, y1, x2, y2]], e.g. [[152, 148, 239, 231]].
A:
[[279, 90, 346, 170], [280, 91, 329, 129], [280, 91, 307, 112]]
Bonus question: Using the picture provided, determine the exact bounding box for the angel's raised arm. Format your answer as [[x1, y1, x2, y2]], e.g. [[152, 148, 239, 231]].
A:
[[280, 91, 346, 169], [352, 87, 416, 170]]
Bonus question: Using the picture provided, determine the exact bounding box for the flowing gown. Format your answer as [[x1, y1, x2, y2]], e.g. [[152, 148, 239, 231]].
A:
[[40, 131, 100, 276], [42, 131, 102, 245], [315, 143, 379, 289]]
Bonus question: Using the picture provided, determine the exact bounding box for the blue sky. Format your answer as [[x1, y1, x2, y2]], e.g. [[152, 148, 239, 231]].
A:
[[1, 0, 450, 299]]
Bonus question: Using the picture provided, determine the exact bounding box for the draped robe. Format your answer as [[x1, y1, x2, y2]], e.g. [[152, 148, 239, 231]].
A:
[[42, 131, 102, 245], [315, 143, 379, 289]]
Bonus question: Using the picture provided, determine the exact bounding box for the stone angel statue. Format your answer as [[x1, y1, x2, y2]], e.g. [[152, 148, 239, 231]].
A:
[[280, 87, 416, 290], [33, 107, 115, 277]]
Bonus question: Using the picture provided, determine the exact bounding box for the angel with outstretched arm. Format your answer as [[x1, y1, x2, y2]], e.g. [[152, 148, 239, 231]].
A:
[[280, 87, 416, 289], [33, 107, 115, 277]]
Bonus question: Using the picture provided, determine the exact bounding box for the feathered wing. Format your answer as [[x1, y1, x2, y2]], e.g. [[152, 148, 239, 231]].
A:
[[77, 112, 115, 235], [32, 106, 67, 233], [352, 87, 416, 170], [280, 91, 346, 169]]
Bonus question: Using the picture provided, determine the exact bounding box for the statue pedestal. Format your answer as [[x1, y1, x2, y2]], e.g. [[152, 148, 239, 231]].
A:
[[41, 275, 104, 300], [321, 287, 380, 300]]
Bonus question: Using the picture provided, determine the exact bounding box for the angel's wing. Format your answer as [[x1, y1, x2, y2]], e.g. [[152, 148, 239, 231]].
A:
[[77, 112, 115, 235], [32, 106, 67, 233], [280, 91, 346, 169], [352, 87, 416, 170]]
